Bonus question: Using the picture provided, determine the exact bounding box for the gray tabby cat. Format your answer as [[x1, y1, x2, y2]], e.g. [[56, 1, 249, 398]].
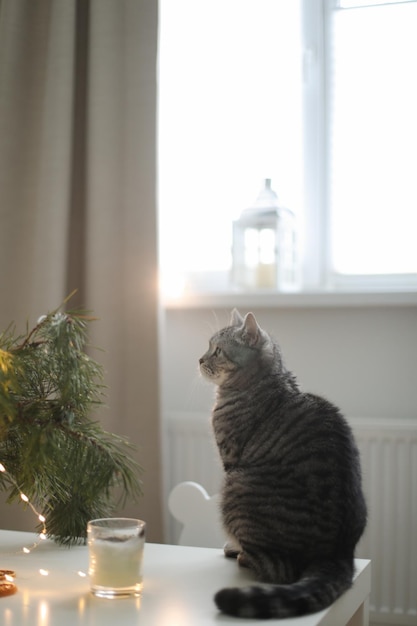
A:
[[199, 309, 367, 619]]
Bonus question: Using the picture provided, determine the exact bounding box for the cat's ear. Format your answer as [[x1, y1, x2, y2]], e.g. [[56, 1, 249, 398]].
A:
[[230, 308, 244, 327], [242, 312, 261, 346]]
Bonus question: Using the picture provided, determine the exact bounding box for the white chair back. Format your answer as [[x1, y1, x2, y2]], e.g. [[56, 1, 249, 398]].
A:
[[168, 481, 226, 548]]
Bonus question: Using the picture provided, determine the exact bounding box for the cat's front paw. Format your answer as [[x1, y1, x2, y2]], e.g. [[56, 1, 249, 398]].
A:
[[223, 541, 241, 559], [237, 551, 251, 568]]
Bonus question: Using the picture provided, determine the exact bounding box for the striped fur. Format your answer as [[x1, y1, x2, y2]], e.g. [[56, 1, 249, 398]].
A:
[[199, 309, 367, 619]]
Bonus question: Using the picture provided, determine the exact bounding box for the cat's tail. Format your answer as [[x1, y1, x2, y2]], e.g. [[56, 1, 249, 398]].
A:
[[214, 558, 354, 619]]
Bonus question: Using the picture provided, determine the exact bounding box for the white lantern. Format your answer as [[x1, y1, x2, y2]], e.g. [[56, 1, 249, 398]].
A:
[[232, 179, 297, 290]]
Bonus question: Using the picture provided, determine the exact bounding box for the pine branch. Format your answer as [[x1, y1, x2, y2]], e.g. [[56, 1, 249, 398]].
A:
[[0, 297, 143, 545]]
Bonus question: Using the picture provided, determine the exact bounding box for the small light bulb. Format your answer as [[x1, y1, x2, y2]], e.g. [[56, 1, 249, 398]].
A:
[[23, 547, 31, 554], [0, 463, 5, 472], [39, 569, 49, 577], [38, 514, 46, 523], [20, 493, 29, 503]]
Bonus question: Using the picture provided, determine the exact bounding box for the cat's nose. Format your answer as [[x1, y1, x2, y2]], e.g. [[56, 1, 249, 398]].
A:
[[199, 357, 204, 364]]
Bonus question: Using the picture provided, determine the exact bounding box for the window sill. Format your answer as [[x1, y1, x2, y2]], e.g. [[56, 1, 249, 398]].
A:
[[161, 289, 417, 310]]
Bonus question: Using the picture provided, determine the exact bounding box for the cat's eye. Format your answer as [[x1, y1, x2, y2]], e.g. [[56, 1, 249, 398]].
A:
[[213, 347, 221, 357]]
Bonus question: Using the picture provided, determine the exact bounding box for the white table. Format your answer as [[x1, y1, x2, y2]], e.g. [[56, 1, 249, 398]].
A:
[[0, 530, 370, 625]]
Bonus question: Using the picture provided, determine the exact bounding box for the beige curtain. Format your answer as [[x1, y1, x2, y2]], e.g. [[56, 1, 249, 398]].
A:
[[0, 0, 163, 541]]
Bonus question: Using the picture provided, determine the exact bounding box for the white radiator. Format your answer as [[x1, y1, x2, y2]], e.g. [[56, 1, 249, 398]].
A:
[[163, 413, 417, 626]]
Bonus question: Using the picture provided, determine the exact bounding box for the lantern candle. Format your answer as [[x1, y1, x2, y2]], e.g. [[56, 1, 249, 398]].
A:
[[232, 179, 297, 291]]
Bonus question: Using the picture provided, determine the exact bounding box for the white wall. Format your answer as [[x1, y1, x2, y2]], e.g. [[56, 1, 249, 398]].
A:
[[161, 304, 417, 421]]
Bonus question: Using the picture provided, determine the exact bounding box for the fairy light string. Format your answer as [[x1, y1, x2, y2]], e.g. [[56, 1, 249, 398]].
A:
[[0, 462, 88, 585], [0, 462, 47, 550]]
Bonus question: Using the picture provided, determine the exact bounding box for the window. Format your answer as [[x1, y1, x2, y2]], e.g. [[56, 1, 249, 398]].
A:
[[158, 0, 417, 299], [326, 0, 417, 287]]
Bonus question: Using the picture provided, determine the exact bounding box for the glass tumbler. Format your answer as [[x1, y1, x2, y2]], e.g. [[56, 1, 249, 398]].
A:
[[87, 517, 146, 598]]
